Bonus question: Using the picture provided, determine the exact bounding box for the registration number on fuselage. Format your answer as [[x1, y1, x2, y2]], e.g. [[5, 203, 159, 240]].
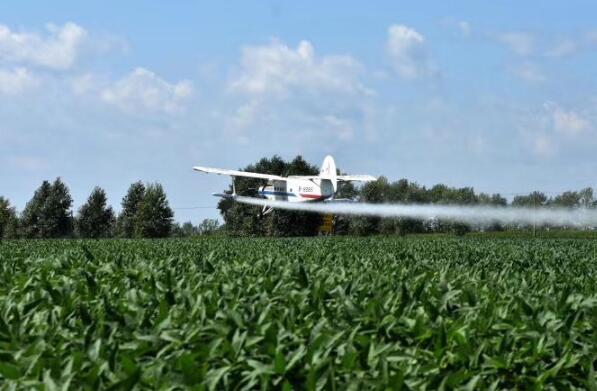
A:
[[299, 186, 314, 193]]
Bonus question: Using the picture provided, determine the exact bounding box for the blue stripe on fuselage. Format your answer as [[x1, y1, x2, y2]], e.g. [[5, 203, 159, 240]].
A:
[[258, 190, 296, 197]]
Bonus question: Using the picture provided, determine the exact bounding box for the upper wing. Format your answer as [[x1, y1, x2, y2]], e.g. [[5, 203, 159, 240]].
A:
[[193, 166, 286, 181], [290, 175, 378, 182], [337, 175, 377, 182]]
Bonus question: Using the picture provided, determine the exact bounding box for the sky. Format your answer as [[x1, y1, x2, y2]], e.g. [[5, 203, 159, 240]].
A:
[[1, 1, 597, 224]]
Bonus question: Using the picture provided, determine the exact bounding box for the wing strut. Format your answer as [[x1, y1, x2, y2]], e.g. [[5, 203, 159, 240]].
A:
[[261, 205, 273, 216]]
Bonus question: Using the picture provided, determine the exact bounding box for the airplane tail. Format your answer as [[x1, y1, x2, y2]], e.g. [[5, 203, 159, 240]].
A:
[[319, 155, 337, 192]]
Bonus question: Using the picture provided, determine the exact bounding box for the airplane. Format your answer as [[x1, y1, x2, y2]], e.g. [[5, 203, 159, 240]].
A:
[[193, 155, 377, 215]]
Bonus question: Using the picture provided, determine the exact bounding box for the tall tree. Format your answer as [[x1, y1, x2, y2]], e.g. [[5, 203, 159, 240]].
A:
[[285, 155, 319, 176], [578, 187, 594, 208], [20, 180, 52, 238], [551, 191, 581, 208], [0, 197, 18, 239], [45, 178, 74, 237], [117, 181, 146, 238], [512, 191, 548, 207], [76, 187, 115, 238], [20, 178, 73, 238], [490, 193, 508, 206], [134, 183, 174, 238], [0, 197, 10, 238]]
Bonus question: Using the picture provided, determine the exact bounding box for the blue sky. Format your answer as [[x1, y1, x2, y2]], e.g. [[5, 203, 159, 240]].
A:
[[1, 1, 597, 223]]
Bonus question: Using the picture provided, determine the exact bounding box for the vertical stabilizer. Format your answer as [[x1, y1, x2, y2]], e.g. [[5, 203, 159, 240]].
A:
[[319, 155, 337, 192]]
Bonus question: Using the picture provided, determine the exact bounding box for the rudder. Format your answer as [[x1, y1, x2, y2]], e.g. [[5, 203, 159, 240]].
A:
[[319, 155, 337, 192]]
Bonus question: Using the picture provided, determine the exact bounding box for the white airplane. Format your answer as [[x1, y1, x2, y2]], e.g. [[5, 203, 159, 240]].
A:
[[193, 155, 376, 214]]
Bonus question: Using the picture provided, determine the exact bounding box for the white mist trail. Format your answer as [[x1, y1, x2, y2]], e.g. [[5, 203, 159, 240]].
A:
[[235, 196, 597, 227]]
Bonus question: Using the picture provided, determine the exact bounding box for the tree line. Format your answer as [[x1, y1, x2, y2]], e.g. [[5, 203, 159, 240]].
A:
[[2, 156, 596, 239], [0, 179, 219, 240], [219, 155, 597, 236]]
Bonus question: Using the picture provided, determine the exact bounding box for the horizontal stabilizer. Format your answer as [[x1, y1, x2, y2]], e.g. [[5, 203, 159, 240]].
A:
[[212, 192, 236, 200], [337, 175, 377, 182]]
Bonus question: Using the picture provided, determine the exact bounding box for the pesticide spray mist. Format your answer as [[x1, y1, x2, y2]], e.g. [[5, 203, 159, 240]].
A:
[[235, 196, 597, 227]]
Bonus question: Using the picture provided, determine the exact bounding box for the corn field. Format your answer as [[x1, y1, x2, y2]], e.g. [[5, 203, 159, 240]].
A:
[[0, 237, 596, 389]]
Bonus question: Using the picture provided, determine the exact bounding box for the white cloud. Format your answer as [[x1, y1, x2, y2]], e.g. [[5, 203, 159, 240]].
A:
[[230, 40, 367, 97], [518, 103, 594, 158], [226, 39, 372, 143], [101, 67, 193, 113], [385, 24, 429, 79], [511, 62, 544, 82], [0, 67, 37, 94], [551, 106, 590, 136], [0, 22, 87, 70], [499, 32, 534, 56]]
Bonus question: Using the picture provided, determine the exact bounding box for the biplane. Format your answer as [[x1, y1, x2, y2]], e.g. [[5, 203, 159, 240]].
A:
[[193, 155, 376, 214]]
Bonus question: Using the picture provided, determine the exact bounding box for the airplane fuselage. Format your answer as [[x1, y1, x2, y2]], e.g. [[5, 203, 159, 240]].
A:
[[258, 177, 334, 203]]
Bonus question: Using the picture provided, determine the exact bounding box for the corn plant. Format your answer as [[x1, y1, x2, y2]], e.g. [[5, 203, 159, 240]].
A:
[[0, 237, 595, 389]]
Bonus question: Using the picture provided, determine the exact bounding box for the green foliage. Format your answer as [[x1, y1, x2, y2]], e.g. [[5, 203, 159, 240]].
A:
[[134, 183, 174, 238], [0, 197, 18, 239], [335, 180, 359, 200], [0, 197, 9, 238], [347, 215, 377, 236], [452, 222, 471, 236], [197, 218, 220, 235], [512, 191, 548, 207], [478, 193, 508, 207], [117, 181, 146, 238], [76, 187, 115, 238], [20, 180, 51, 238], [19, 178, 74, 238], [171, 221, 198, 237], [116, 182, 173, 238], [552, 191, 582, 207], [171, 220, 221, 237], [0, 237, 595, 389]]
